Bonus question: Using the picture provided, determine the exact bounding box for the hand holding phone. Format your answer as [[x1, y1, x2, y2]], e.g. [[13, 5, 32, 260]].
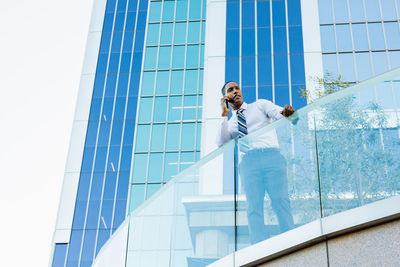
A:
[[221, 97, 230, 117]]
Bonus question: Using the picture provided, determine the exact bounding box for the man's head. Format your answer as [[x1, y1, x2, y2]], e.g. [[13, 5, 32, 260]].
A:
[[221, 81, 243, 110]]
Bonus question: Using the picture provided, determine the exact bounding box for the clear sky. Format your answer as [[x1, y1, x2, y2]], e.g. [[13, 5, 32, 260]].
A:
[[0, 0, 93, 265]]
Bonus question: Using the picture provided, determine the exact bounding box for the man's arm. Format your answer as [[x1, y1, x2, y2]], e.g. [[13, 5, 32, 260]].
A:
[[216, 117, 231, 147], [261, 100, 295, 119], [217, 97, 232, 147]]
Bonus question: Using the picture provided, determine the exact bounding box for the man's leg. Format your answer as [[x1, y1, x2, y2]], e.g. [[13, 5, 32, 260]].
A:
[[240, 158, 266, 244], [264, 152, 294, 233]]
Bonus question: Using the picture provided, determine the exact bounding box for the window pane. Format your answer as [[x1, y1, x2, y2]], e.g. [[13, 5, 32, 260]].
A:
[[160, 23, 173, 45], [372, 51, 388, 75], [158, 46, 172, 69], [189, 0, 202, 20], [155, 70, 170, 95], [153, 96, 168, 122], [348, 0, 365, 22], [184, 69, 198, 94], [333, 0, 349, 23], [132, 153, 148, 183], [168, 96, 183, 122], [138, 97, 153, 123], [148, 153, 163, 182], [141, 71, 155, 96], [368, 23, 385, 50], [186, 45, 200, 68], [187, 21, 201, 43], [318, 0, 333, 24], [135, 124, 150, 152], [181, 123, 195, 150], [352, 23, 369, 51], [172, 45, 186, 69], [170, 70, 184, 94], [164, 152, 179, 181], [381, 0, 397, 20], [320, 25, 336, 52], [129, 184, 145, 211], [150, 124, 166, 151], [149, 1, 162, 22], [336, 24, 352, 51], [166, 123, 180, 151], [384, 22, 400, 50], [146, 23, 160, 45], [389, 51, 400, 69], [162, 0, 175, 21], [365, 0, 381, 21], [183, 95, 197, 120], [144, 47, 158, 70], [175, 0, 188, 21], [355, 52, 372, 81], [174, 22, 187, 44], [180, 151, 195, 171], [338, 53, 355, 82]]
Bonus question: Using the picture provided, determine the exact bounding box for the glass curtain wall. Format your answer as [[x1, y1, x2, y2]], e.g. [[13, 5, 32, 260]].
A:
[[129, 0, 206, 212], [225, 0, 307, 109], [319, 0, 400, 82], [53, 0, 149, 266]]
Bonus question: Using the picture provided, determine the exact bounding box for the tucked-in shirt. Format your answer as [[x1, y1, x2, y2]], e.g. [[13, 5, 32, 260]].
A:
[[217, 100, 284, 149]]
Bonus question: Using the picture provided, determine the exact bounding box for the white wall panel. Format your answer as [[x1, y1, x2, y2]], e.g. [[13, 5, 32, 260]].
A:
[[301, 0, 324, 99]]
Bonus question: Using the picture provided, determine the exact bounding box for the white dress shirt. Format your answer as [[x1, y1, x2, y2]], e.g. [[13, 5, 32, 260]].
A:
[[217, 100, 284, 149]]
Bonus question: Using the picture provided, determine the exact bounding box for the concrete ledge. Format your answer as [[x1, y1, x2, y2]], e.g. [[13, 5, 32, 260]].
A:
[[210, 195, 400, 267]]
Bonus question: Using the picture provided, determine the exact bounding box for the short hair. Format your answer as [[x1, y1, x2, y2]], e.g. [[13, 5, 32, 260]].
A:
[[221, 81, 235, 96]]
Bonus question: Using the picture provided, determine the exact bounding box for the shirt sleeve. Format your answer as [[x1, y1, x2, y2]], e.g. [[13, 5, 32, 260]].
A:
[[216, 117, 232, 147], [259, 99, 284, 120]]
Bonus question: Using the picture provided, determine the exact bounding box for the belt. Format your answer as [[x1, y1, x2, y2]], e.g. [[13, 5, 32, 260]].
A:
[[244, 147, 280, 155]]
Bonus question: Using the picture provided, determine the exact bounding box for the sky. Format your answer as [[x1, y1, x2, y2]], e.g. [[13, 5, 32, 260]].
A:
[[0, 0, 93, 265]]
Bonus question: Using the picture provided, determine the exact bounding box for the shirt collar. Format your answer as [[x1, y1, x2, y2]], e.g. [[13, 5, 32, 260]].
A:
[[233, 102, 248, 115]]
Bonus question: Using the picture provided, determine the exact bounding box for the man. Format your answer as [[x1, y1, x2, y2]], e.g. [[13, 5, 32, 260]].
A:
[[217, 81, 295, 245]]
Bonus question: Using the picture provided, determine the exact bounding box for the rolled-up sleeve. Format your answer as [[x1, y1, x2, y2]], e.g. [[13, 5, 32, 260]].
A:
[[259, 99, 283, 120], [216, 117, 231, 147]]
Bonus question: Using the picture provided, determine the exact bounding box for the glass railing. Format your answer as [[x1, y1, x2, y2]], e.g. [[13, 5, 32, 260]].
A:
[[122, 68, 400, 266]]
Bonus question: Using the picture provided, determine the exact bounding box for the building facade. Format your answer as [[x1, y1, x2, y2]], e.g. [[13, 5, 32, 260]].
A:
[[50, 0, 400, 266]]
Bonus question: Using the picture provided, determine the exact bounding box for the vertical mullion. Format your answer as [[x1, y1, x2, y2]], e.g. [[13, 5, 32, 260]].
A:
[[269, 0, 275, 103], [254, 1, 258, 100], [284, 0, 292, 106]]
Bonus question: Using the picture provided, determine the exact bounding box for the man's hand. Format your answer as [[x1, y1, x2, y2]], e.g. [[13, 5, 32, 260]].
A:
[[221, 97, 230, 117], [280, 104, 295, 117]]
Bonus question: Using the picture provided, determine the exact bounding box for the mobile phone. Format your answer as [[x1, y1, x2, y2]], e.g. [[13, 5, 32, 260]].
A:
[[225, 99, 229, 109]]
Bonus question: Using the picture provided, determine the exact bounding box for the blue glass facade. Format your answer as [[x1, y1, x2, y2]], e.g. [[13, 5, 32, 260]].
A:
[[60, 0, 149, 266], [226, 0, 307, 109], [319, 0, 400, 82], [129, 0, 206, 212]]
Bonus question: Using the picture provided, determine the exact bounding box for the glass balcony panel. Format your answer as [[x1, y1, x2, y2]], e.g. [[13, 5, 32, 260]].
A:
[[314, 73, 400, 217], [126, 141, 236, 266]]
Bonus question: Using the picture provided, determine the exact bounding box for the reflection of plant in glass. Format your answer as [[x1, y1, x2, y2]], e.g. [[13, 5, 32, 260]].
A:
[[300, 74, 400, 216]]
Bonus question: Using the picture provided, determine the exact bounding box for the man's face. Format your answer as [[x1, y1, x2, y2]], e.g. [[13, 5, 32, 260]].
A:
[[225, 81, 243, 106]]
